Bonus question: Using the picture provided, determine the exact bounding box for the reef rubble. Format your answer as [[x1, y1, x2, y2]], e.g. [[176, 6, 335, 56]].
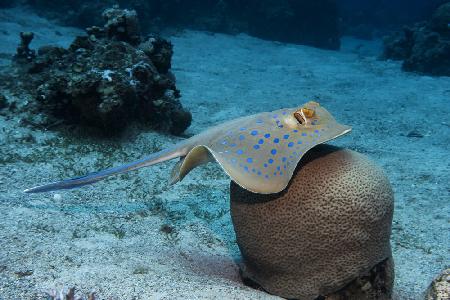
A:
[[4, 6, 191, 135]]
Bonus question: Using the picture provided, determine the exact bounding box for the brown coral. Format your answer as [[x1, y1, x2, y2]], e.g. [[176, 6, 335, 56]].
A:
[[230, 144, 394, 299]]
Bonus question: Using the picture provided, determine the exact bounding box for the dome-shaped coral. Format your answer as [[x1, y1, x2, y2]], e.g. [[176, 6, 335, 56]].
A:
[[230, 144, 394, 299]]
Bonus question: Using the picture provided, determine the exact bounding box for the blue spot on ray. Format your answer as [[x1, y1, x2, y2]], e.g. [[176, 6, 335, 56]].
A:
[[247, 158, 253, 163], [264, 133, 271, 138], [273, 138, 279, 143], [236, 149, 244, 155], [251, 130, 258, 136], [239, 135, 245, 140], [258, 139, 264, 144], [283, 134, 290, 139], [271, 149, 277, 155], [253, 144, 260, 150], [288, 142, 294, 147], [268, 158, 274, 164]]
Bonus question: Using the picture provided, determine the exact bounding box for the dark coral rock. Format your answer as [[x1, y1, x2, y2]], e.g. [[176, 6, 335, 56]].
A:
[[382, 27, 415, 60], [325, 257, 394, 300], [243, 0, 341, 50], [383, 3, 450, 76], [430, 2, 450, 34], [102, 6, 141, 46], [13, 7, 191, 135], [0, 94, 7, 110], [28, 46, 68, 74], [14, 32, 36, 63], [403, 27, 450, 75], [138, 35, 174, 73], [339, 0, 446, 39], [24, 0, 341, 50]]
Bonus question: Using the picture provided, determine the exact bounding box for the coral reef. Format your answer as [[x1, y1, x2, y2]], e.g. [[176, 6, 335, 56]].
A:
[[11, 7, 191, 135], [230, 145, 394, 299], [13, 31, 36, 62], [382, 2, 450, 76], [424, 268, 450, 300], [246, 0, 340, 49], [101, 7, 141, 46], [430, 2, 450, 33], [6, 0, 448, 46], [339, 0, 446, 39], [19, 0, 341, 50]]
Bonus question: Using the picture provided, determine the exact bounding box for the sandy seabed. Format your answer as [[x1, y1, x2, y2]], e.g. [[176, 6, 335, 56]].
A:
[[0, 7, 449, 300]]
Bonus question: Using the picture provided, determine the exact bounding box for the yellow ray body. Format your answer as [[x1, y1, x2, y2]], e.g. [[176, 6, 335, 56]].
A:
[[25, 101, 351, 194]]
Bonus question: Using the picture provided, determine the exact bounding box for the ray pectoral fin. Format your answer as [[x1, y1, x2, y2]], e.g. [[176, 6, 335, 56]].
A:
[[170, 145, 214, 184], [169, 158, 185, 185], [24, 147, 185, 193], [207, 149, 290, 194]]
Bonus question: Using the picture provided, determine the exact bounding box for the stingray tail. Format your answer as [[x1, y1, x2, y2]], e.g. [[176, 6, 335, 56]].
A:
[[24, 147, 185, 193]]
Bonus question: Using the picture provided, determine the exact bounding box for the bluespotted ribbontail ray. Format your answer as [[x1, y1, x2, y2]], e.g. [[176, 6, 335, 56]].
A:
[[24, 101, 351, 194]]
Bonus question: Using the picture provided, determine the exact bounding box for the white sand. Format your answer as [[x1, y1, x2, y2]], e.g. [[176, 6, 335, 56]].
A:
[[0, 8, 449, 300]]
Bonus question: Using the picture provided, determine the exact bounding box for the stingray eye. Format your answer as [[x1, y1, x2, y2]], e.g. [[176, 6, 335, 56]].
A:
[[294, 107, 315, 125], [294, 111, 305, 124]]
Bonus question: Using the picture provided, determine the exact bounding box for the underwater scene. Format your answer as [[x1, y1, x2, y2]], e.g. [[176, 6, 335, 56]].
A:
[[0, 1, 449, 299]]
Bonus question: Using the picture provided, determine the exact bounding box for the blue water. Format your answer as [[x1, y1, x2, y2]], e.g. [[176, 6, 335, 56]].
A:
[[0, 1, 449, 299]]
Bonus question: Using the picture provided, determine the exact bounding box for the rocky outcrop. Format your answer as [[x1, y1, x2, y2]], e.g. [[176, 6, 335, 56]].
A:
[[382, 2, 450, 76], [10, 7, 191, 135]]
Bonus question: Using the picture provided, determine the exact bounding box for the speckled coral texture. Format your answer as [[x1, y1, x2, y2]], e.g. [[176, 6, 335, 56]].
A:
[[230, 144, 394, 299]]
